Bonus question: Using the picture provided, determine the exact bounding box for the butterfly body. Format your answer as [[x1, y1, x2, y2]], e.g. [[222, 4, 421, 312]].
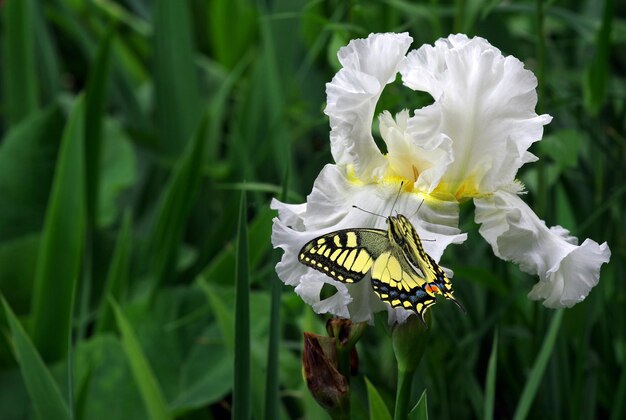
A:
[[299, 214, 461, 322]]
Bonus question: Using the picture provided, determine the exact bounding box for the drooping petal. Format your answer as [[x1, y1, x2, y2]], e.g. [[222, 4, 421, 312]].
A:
[[474, 190, 611, 308], [271, 164, 466, 323], [325, 33, 413, 181], [400, 34, 552, 198]]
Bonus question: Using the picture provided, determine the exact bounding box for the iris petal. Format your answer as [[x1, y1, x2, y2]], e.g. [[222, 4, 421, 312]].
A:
[[474, 191, 610, 308], [325, 33, 413, 181]]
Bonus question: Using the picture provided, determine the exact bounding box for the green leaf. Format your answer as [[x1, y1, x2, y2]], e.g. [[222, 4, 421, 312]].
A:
[[408, 389, 428, 420], [30, 97, 86, 362], [208, 0, 257, 69], [233, 190, 250, 420], [538, 129, 584, 170], [169, 328, 233, 412], [97, 119, 137, 228], [2, 297, 70, 420], [483, 329, 498, 420], [0, 104, 65, 243], [95, 211, 133, 334], [365, 377, 392, 420], [32, 0, 61, 104], [198, 283, 292, 419], [513, 310, 563, 420], [153, 0, 202, 155], [84, 28, 114, 226], [111, 299, 172, 420], [0, 235, 39, 317], [73, 335, 150, 419], [146, 113, 208, 292], [264, 171, 288, 420], [583, 0, 613, 115], [199, 206, 273, 285], [1, 0, 38, 125]]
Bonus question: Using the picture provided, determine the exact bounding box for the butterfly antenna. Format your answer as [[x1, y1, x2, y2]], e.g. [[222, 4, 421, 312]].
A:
[[408, 198, 426, 219], [390, 181, 404, 216], [351, 205, 386, 219]]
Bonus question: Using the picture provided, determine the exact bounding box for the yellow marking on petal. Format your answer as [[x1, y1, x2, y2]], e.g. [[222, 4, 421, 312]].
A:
[[346, 232, 357, 248]]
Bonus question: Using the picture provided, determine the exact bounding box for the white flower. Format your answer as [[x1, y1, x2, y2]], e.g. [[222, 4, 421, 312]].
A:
[[271, 33, 611, 323]]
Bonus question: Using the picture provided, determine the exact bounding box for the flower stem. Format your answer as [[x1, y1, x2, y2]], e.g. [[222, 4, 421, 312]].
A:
[[391, 315, 430, 419], [394, 369, 414, 420]]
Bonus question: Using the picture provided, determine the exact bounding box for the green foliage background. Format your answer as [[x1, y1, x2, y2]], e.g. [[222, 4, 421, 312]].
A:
[[0, 0, 624, 419]]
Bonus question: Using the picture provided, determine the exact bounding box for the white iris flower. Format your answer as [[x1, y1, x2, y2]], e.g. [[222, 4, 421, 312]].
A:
[[271, 33, 611, 324]]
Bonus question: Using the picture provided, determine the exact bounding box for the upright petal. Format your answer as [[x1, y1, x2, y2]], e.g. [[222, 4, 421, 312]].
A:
[[400, 34, 552, 198], [380, 107, 454, 194], [325, 33, 413, 181], [474, 191, 611, 308]]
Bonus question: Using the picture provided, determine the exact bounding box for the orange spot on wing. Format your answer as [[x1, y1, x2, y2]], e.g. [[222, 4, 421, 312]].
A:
[[426, 285, 441, 294]]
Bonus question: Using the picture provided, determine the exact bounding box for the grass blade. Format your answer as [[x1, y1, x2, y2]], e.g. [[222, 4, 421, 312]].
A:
[[33, 0, 60, 104], [111, 299, 172, 420], [30, 96, 86, 362], [147, 113, 208, 292], [84, 28, 114, 226], [513, 310, 564, 420], [583, 0, 613, 115], [484, 329, 499, 420], [77, 25, 115, 342], [233, 190, 250, 420], [408, 389, 428, 420], [2, 297, 70, 420], [153, 0, 202, 155], [0, 104, 64, 242], [264, 168, 289, 420], [95, 210, 133, 334], [1, 0, 38, 125], [366, 377, 392, 420]]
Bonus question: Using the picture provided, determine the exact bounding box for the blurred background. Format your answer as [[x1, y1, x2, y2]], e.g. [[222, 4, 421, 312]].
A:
[[0, 0, 624, 419]]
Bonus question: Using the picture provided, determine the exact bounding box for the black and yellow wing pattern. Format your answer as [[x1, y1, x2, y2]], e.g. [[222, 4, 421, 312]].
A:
[[298, 214, 462, 322]]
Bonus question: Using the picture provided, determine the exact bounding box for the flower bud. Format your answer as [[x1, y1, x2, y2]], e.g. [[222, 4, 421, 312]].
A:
[[302, 332, 349, 416]]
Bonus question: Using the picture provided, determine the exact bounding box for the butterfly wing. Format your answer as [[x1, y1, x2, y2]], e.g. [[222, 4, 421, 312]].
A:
[[299, 229, 388, 284], [370, 249, 436, 323], [395, 214, 463, 311]]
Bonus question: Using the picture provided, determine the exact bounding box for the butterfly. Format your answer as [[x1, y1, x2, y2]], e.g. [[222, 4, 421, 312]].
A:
[[298, 212, 463, 323]]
